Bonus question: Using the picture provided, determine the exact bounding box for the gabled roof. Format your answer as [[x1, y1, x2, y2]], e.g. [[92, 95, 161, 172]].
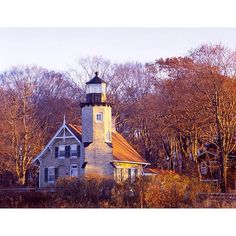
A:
[[32, 122, 149, 165], [32, 123, 81, 163]]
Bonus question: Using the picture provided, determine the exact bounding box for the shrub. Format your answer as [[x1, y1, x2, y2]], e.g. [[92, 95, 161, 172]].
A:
[[141, 173, 218, 208], [56, 175, 116, 207]]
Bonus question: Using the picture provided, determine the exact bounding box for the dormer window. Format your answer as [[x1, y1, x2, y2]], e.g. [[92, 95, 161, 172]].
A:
[[96, 112, 103, 122]]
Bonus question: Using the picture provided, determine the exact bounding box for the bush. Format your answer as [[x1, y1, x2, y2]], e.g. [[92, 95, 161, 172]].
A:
[[56, 175, 116, 207], [141, 173, 218, 208]]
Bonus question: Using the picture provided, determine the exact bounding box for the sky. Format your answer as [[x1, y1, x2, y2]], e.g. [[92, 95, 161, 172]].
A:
[[1, 28, 236, 72]]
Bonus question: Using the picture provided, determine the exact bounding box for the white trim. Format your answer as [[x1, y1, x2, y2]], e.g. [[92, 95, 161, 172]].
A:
[[39, 166, 41, 187], [63, 124, 66, 142], [32, 123, 81, 163], [113, 160, 150, 165], [54, 136, 75, 139], [65, 125, 82, 143]]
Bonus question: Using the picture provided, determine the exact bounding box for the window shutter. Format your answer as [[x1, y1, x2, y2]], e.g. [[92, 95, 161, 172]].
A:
[[65, 146, 71, 158], [77, 145, 80, 157], [55, 147, 58, 159], [45, 168, 48, 182], [55, 167, 58, 180]]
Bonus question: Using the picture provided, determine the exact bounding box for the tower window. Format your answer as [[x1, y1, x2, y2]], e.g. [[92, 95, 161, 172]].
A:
[[96, 112, 103, 122]]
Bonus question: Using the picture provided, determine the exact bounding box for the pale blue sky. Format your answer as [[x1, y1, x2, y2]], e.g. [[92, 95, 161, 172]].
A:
[[0, 28, 236, 72]]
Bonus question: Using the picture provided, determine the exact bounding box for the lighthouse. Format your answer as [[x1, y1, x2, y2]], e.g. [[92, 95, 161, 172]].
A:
[[81, 72, 113, 176]]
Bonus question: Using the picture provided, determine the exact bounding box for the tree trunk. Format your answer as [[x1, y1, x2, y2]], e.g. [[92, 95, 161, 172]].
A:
[[18, 174, 26, 185]]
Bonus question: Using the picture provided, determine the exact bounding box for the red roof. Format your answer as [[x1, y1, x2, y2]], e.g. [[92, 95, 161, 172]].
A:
[[67, 124, 149, 165]]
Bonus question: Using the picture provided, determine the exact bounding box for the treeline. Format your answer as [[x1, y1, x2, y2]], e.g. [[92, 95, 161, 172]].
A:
[[0, 44, 236, 191]]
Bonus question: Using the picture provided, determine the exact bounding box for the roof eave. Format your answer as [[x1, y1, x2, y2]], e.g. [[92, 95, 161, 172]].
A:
[[112, 160, 150, 165]]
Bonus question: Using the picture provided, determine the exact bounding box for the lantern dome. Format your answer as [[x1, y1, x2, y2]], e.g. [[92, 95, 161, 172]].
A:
[[86, 71, 106, 85]]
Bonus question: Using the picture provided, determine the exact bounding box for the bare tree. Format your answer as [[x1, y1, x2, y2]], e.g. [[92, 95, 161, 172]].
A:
[[0, 67, 47, 184]]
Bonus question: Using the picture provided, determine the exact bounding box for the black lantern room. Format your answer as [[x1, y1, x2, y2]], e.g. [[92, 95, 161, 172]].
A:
[[85, 72, 107, 104]]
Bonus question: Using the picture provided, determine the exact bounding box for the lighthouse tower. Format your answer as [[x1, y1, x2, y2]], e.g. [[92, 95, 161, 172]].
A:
[[81, 72, 113, 176]]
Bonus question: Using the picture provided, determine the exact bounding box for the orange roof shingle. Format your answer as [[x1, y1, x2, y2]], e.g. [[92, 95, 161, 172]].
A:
[[67, 124, 149, 165], [112, 131, 148, 164]]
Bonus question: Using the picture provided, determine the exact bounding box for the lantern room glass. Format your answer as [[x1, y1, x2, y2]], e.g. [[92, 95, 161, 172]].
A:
[[86, 83, 106, 94]]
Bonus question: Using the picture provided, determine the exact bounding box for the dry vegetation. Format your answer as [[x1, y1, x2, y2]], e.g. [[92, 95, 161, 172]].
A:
[[0, 174, 218, 208]]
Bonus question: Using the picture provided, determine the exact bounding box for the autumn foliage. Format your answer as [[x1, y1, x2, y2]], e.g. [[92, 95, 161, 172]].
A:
[[0, 44, 236, 194]]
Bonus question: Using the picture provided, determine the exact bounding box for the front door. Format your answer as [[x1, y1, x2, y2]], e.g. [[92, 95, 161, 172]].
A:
[[70, 164, 78, 177]]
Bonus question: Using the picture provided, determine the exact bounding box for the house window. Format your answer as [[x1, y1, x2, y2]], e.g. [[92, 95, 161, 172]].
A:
[[96, 112, 103, 122], [70, 144, 77, 158], [48, 167, 55, 183], [58, 145, 65, 158], [128, 168, 137, 183], [70, 164, 78, 177], [200, 162, 208, 175], [128, 169, 132, 179]]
